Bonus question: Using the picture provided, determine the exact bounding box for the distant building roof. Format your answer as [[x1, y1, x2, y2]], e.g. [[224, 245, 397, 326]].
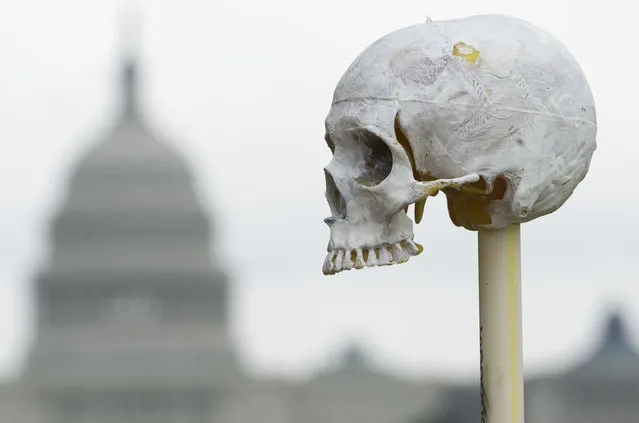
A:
[[567, 309, 639, 380], [314, 341, 384, 380], [75, 58, 190, 174], [60, 56, 203, 215], [44, 54, 216, 274], [337, 343, 374, 373]]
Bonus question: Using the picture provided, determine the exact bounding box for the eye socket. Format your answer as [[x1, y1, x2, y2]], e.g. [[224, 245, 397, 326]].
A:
[[353, 129, 393, 187]]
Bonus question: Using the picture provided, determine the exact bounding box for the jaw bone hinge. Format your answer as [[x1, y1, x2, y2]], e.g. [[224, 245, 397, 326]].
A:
[[407, 173, 481, 222], [415, 174, 481, 196], [322, 239, 424, 275]]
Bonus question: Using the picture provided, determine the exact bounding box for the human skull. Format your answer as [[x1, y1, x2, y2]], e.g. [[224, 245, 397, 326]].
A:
[[322, 14, 596, 275]]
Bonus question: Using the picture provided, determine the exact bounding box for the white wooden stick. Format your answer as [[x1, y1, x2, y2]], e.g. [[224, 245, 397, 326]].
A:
[[478, 225, 524, 423]]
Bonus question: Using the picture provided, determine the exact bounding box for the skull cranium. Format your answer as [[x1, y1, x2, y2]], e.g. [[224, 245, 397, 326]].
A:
[[322, 14, 596, 275]]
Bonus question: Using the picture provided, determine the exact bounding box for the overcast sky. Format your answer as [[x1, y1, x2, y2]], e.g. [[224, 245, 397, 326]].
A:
[[0, 0, 637, 382]]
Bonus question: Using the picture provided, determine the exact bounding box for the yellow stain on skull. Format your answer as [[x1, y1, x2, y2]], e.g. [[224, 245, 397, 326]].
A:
[[453, 42, 480, 63]]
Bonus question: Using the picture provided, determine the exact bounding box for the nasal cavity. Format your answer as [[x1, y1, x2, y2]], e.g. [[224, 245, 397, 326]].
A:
[[324, 170, 347, 218]]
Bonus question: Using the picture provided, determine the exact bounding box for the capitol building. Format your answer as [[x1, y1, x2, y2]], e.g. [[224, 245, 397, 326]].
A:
[[0, 48, 637, 423]]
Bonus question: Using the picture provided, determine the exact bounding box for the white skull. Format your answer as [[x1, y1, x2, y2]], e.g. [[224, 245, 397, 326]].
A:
[[322, 14, 596, 275]]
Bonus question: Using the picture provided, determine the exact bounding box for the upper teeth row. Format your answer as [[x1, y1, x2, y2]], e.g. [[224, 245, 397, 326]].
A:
[[322, 239, 423, 275]]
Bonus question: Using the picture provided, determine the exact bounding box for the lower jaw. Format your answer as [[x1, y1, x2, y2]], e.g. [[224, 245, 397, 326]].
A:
[[322, 238, 423, 275]]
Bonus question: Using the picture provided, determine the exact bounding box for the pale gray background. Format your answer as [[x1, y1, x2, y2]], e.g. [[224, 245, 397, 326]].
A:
[[0, 0, 635, 382]]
